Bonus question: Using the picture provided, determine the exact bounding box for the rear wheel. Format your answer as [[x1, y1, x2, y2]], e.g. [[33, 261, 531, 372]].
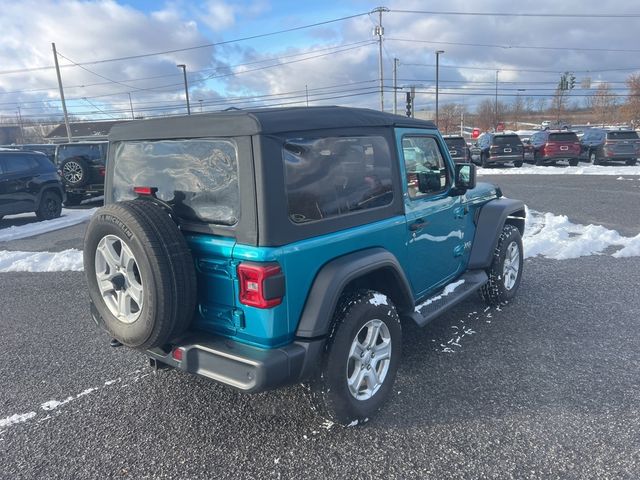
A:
[[513, 160, 523, 168], [626, 158, 637, 166], [481, 153, 490, 168], [84, 200, 197, 349], [35, 190, 62, 221], [568, 158, 579, 167], [481, 224, 523, 306], [307, 290, 402, 425]]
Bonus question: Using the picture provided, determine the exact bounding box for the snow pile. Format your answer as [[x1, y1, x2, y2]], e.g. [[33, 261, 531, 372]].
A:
[[0, 412, 36, 428], [0, 208, 97, 242], [0, 249, 84, 272], [524, 208, 640, 259], [478, 164, 640, 176]]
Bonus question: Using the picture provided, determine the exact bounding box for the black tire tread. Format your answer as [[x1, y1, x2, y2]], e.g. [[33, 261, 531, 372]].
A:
[[35, 189, 62, 221], [480, 224, 523, 306]]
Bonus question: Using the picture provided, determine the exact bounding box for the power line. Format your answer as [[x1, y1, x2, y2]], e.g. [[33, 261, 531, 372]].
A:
[[389, 9, 640, 18], [387, 37, 640, 54], [401, 62, 640, 75], [0, 11, 370, 76]]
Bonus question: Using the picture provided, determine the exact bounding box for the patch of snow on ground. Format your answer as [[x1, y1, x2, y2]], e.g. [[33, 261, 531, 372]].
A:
[[0, 412, 36, 428], [523, 207, 640, 259], [478, 164, 640, 176], [0, 208, 97, 242], [0, 249, 84, 272]]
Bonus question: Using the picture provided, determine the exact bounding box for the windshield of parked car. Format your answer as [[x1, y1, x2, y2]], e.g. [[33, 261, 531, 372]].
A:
[[607, 131, 639, 140], [549, 132, 579, 142], [492, 135, 521, 145], [111, 139, 239, 226]]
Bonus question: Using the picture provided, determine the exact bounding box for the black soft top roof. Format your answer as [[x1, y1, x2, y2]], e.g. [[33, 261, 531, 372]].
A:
[[109, 106, 436, 141]]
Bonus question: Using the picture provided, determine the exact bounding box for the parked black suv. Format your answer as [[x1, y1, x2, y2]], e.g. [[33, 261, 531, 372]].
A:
[[443, 135, 470, 163], [0, 151, 65, 221], [580, 129, 640, 165], [55, 142, 107, 206], [471, 133, 524, 167]]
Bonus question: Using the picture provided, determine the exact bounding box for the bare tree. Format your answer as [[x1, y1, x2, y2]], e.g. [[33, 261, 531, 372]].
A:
[[511, 95, 526, 129], [475, 99, 495, 131], [438, 103, 461, 135], [587, 83, 618, 126], [535, 97, 547, 114], [551, 87, 570, 122], [621, 73, 640, 128]]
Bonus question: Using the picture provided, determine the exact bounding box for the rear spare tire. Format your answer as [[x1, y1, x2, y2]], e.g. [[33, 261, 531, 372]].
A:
[[60, 156, 90, 187], [84, 200, 197, 349]]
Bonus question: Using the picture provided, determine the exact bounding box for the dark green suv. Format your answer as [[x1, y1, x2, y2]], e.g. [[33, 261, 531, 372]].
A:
[[84, 107, 525, 425]]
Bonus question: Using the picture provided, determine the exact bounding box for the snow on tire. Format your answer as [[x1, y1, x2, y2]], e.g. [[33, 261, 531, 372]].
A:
[[480, 224, 523, 306], [307, 289, 402, 426], [84, 200, 197, 349]]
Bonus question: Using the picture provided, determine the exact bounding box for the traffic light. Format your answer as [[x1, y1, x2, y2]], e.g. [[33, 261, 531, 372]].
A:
[[406, 92, 412, 117], [569, 74, 576, 90]]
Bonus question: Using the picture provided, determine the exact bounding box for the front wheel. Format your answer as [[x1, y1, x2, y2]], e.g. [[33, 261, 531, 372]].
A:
[[480, 224, 524, 305], [35, 191, 62, 220], [307, 290, 402, 425]]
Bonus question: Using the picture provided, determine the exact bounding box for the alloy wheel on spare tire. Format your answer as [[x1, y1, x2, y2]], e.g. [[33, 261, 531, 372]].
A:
[[84, 200, 197, 349], [60, 156, 90, 187], [307, 289, 402, 425]]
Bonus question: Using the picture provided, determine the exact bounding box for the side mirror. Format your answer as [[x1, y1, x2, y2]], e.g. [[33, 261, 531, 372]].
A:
[[416, 171, 442, 194], [452, 163, 476, 194]]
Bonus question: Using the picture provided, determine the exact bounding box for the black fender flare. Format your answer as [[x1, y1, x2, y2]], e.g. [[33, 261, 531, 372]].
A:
[[468, 198, 526, 270], [295, 248, 414, 339]]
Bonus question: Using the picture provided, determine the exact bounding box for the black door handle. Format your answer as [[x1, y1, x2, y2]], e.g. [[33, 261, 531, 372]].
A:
[[409, 219, 428, 231]]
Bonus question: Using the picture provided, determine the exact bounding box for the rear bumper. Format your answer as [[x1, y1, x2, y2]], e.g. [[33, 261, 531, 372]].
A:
[[488, 154, 522, 163], [89, 301, 324, 393], [146, 333, 324, 393]]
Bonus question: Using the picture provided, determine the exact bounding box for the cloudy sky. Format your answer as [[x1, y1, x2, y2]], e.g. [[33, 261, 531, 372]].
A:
[[0, 0, 638, 123]]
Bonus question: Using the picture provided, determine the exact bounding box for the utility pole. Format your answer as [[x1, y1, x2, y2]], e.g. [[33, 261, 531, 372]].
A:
[[410, 85, 416, 118], [435, 50, 445, 127], [176, 64, 191, 115], [16, 105, 24, 144], [373, 6, 389, 111], [52, 42, 72, 142], [127, 93, 134, 119], [495, 70, 500, 131], [393, 58, 399, 115]]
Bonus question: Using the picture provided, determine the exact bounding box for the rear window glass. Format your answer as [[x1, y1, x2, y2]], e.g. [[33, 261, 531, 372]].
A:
[[112, 139, 239, 226], [444, 138, 466, 150], [283, 136, 393, 224], [492, 136, 521, 145], [57, 144, 107, 164], [549, 132, 579, 142], [607, 131, 639, 140]]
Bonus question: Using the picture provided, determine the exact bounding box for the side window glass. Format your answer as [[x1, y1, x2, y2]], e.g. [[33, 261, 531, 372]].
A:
[[402, 136, 449, 199], [2, 155, 32, 174], [283, 136, 394, 224]]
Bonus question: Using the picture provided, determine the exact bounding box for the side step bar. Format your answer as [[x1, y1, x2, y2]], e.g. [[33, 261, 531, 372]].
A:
[[410, 270, 488, 327]]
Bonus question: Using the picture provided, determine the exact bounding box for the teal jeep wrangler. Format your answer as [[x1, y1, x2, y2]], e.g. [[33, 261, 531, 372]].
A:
[[84, 107, 525, 425]]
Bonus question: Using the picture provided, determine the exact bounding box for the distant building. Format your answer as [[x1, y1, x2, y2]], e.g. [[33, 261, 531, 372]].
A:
[[45, 120, 129, 143], [0, 125, 20, 145]]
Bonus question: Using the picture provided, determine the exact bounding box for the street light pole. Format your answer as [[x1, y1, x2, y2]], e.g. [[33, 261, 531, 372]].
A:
[[393, 58, 399, 115], [435, 50, 445, 127], [127, 93, 134, 119], [495, 70, 500, 130], [176, 64, 191, 115]]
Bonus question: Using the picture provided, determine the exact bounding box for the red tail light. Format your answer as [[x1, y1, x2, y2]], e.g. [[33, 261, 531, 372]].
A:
[[172, 347, 184, 362], [99, 167, 106, 177], [133, 186, 158, 196], [238, 263, 284, 309]]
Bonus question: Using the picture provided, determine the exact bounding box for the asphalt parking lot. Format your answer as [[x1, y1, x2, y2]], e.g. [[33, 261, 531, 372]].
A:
[[1, 174, 639, 479]]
